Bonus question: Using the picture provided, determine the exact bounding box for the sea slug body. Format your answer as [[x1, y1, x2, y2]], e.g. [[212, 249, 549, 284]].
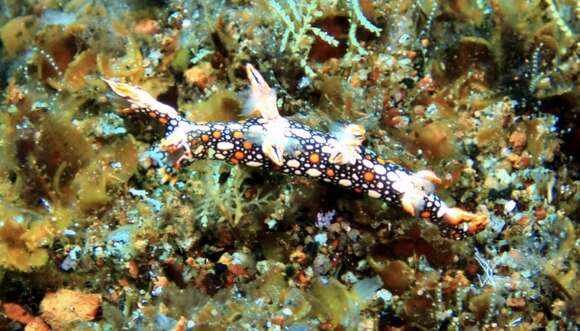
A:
[[104, 65, 488, 240]]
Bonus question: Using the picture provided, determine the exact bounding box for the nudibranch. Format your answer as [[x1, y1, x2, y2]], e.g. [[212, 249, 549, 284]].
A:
[[103, 64, 488, 240]]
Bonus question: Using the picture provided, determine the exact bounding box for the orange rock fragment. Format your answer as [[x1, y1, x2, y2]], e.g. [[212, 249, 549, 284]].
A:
[[128, 260, 139, 278], [184, 62, 216, 89], [134, 19, 159, 35], [271, 315, 285, 326], [3, 302, 34, 324], [24, 317, 50, 331], [289, 249, 307, 264], [534, 207, 547, 220], [40, 289, 102, 329], [417, 75, 434, 92], [295, 270, 312, 289], [506, 297, 526, 308], [118, 278, 130, 288], [6, 80, 25, 104], [155, 276, 169, 288], [507, 153, 531, 169], [382, 107, 402, 127], [172, 316, 187, 331], [517, 215, 529, 226], [442, 270, 470, 295], [509, 131, 527, 150]]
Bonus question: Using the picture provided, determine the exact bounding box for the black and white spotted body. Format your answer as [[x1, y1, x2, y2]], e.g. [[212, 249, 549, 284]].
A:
[[169, 117, 467, 238], [103, 78, 488, 240]]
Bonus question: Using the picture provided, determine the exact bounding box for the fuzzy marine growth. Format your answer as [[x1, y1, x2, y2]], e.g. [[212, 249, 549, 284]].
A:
[[104, 65, 488, 240]]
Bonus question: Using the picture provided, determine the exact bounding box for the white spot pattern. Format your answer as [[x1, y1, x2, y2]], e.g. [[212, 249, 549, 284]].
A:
[[287, 159, 300, 168], [362, 159, 374, 168], [291, 128, 312, 139], [339, 179, 352, 187], [306, 168, 322, 177], [374, 164, 387, 175], [217, 142, 234, 150]]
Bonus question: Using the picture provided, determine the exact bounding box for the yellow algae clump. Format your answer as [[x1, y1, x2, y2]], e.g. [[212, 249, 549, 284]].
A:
[[307, 277, 383, 328], [0, 16, 36, 57], [0, 202, 76, 272], [73, 136, 138, 211], [63, 49, 98, 92], [476, 116, 506, 151], [11, 114, 94, 206], [72, 160, 109, 211], [2, 105, 136, 212], [0, 206, 53, 272], [543, 219, 577, 297], [411, 122, 456, 161], [183, 90, 242, 122], [98, 38, 145, 83], [184, 62, 217, 89]]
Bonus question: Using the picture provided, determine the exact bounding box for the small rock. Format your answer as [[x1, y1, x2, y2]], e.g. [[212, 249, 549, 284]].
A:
[[506, 297, 526, 308], [504, 200, 517, 214], [313, 254, 331, 275], [24, 317, 50, 331], [184, 62, 216, 89], [134, 19, 159, 35], [40, 289, 101, 329], [60, 245, 82, 271], [3, 302, 34, 324], [534, 207, 547, 220], [509, 131, 527, 150]]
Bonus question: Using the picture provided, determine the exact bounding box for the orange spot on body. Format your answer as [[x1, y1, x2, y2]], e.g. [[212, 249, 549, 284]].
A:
[[309, 153, 320, 164], [164, 145, 178, 153], [326, 169, 335, 177], [365, 155, 372, 160], [212, 131, 222, 139], [233, 131, 243, 139], [243, 141, 253, 149], [148, 111, 158, 118], [377, 157, 385, 164], [234, 151, 245, 160], [158, 117, 168, 124], [354, 187, 363, 193], [363, 171, 375, 182], [201, 134, 209, 142], [230, 158, 239, 165], [420, 211, 431, 219]]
